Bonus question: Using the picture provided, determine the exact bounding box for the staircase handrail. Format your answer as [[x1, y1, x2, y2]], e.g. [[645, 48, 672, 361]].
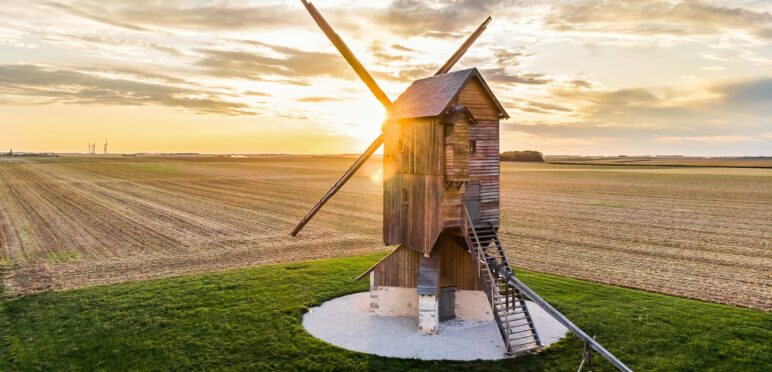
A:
[[462, 206, 632, 372]]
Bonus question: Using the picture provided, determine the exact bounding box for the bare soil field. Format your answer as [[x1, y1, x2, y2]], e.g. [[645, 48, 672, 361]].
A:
[[0, 156, 770, 310], [546, 155, 772, 168]]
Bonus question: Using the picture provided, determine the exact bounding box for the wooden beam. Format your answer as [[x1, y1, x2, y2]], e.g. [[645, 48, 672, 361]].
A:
[[435, 16, 492, 75], [291, 133, 384, 236], [300, 0, 392, 109]]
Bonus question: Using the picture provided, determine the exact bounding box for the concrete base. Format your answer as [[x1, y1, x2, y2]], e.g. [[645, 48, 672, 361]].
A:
[[455, 290, 494, 321], [369, 285, 493, 321], [418, 294, 439, 334], [370, 286, 416, 317], [303, 292, 569, 361]]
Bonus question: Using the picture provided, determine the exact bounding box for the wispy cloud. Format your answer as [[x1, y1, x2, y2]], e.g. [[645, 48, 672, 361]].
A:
[[1, 0, 770, 155], [545, 0, 772, 41], [196, 41, 351, 82], [0, 64, 253, 115], [655, 135, 759, 143], [42, 0, 305, 32]]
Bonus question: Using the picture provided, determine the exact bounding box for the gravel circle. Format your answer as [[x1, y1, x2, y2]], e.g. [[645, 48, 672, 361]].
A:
[[303, 292, 569, 361]]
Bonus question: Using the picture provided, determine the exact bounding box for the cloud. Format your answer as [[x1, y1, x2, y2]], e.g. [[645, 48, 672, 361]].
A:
[[525, 100, 572, 113], [568, 79, 593, 89], [43, 0, 304, 32], [709, 76, 772, 113], [297, 96, 337, 103], [379, 0, 515, 37], [391, 43, 415, 52], [501, 76, 772, 154], [0, 64, 252, 115], [545, 0, 772, 41], [482, 68, 551, 85], [654, 134, 759, 143], [196, 41, 352, 82], [371, 63, 437, 83], [43, 1, 149, 31], [243, 91, 270, 97]]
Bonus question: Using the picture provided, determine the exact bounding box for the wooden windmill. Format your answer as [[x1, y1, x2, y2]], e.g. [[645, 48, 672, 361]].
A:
[[292, 1, 631, 368]]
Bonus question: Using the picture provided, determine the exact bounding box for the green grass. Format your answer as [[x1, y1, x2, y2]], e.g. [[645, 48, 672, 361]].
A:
[[1, 253, 769, 371], [46, 250, 83, 264]]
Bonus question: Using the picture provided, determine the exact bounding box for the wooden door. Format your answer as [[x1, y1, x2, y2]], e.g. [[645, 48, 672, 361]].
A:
[[439, 286, 456, 321], [464, 181, 481, 221]]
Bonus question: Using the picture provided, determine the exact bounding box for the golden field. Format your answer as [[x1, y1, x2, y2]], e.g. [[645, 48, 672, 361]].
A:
[[0, 156, 769, 309]]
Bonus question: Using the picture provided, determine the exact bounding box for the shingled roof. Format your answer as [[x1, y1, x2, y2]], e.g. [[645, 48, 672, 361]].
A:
[[387, 68, 508, 120]]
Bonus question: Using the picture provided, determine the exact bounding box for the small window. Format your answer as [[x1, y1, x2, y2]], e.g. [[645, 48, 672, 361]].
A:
[[469, 140, 477, 154], [397, 140, 405, 153], [401, 189, 408, 204]]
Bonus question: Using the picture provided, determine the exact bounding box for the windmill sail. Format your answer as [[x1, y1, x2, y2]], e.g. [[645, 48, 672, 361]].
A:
[[435, 17, 492, 75], [300, 0, 391, 108], [291, 133, 383, 236]]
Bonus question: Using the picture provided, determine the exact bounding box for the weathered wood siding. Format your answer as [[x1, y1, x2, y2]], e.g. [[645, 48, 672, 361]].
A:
[[442, 112, 470, 228], [436, 234, 482, 291], [443, 114, 469, 181], [383, 117, 445, 255], [458, 77, 500, 225], [373, 245, 420, 287], [442, 183, 465, 228], [457, 78, 501, 121], [372, 235, 480, 291]]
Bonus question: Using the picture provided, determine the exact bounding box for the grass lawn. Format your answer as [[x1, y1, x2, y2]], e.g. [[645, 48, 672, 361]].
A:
[[1, 253, 769, 371]]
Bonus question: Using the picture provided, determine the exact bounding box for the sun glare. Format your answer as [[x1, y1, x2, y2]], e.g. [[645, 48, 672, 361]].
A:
[[330, 96, 385, 145], [369, 167, 384, 184]]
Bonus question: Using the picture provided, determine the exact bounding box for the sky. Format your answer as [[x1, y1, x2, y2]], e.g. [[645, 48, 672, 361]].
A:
[[0, 0, 771, 156]]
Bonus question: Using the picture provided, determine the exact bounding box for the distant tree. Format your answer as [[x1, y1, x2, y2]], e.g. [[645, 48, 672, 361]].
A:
[[500, 150, 544, 162]]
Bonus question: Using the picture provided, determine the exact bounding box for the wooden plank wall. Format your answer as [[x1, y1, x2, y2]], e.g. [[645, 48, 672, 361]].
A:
[[442, 183, 464, 228], [457, 78, 501, 121], [372, 235, 482, 291], [373, 245, 420, 287], [443, 114, 469, 181], [383, 117, 445, 254], [458, 77, 501, 225], [382, 120, 400, 245], [442, 112, 471, 228], [436, 234, 483, 291]]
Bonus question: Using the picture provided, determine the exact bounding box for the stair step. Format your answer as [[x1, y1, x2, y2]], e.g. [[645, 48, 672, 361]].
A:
[[508, 340, 540, 349], [497, 309, 528, 316], [508, 333, 536, 341], [506, 344, 541, 356], [502, 326, 534, 334], [467, 224, 543, 353]]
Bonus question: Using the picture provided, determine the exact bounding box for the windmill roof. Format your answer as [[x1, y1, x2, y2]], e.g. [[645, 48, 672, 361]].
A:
[[387, 68, 508, 120]]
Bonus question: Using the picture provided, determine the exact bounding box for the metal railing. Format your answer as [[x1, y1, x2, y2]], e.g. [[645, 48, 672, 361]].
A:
[[462, 206, 632, 372]]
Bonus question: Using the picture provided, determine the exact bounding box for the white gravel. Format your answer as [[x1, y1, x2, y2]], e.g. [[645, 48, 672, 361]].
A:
[[303, 292, 569, 361]]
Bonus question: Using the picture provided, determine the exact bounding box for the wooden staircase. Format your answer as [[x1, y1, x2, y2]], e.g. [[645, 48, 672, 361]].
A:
[[463, 213, 542, 356]]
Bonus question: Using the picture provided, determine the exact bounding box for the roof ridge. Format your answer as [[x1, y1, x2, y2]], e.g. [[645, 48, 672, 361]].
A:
[[389, 67, 508, 120]]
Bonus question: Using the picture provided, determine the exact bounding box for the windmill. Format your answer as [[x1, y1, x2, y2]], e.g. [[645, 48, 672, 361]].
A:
[[291, 1, 630, 369]]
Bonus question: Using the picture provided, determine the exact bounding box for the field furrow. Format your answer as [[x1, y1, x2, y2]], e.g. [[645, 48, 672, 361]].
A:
[[0, 157, 769, 310]]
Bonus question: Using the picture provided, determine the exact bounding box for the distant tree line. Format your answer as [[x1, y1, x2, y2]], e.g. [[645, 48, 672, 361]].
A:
[[500, 150, 544, 162]]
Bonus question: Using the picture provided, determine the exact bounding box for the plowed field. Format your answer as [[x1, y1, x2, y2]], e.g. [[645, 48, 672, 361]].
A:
[[0, 156, 769, 309]]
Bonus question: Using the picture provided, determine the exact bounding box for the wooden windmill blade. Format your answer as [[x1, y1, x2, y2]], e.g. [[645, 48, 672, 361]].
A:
[[435, 16, 492, 75], [300, 0, 392, 108], [290, 132, 383, 236], [291, 1, 493, 236]]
